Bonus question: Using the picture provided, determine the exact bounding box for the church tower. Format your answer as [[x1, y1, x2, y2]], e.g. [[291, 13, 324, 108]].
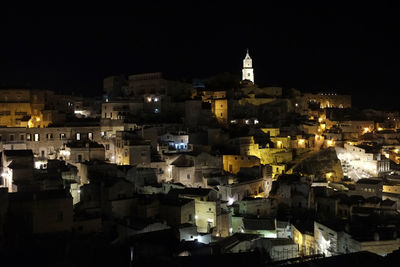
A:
[[242, 49, 254, 83]]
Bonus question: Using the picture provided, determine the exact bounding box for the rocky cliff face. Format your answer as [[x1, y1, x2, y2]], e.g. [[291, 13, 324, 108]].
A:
[[293, 147, 344, 182]]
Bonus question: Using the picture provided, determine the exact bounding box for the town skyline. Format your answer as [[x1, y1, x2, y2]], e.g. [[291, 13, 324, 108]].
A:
[[1, 11, 399, 110]]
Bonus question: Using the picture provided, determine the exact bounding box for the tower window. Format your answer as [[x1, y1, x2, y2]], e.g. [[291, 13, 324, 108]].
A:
[[248, 73, 250, 76]]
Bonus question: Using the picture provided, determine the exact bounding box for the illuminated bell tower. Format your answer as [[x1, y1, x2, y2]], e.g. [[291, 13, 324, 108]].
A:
[[242, 49, 254, 83]]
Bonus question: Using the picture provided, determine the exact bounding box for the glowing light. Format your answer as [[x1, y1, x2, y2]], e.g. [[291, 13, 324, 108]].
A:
[[195, 215, 198, 220], [327, 140, 334, 147], [154, 97, 159, 102], [227, 197, 234, 205], [295, 103, 298, 107], [277, 140, 282, 148], [318, 234, 332, 256], [298, 139, 305, 146], [34, 161, 47, 169], [254, 119, 259, 124], [363, 127, 370, 134], [318, 117, 323, 123], [146, 97, 151, 102], [378, 127, 383, 131], [325, 172, 334, 179]]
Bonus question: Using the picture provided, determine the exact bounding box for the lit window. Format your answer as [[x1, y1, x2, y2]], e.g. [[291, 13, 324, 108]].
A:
[[88, 132, 93, 140], [34, 133, 40, 142], [76, 133, 81, 141]]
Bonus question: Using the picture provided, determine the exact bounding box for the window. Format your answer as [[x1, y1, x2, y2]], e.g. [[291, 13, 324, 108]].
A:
[[0, 135, 2, 141], [26, 133, 32, 141], [220, 104, 223, 107], [76, 133, 81, 141], [88, 132, 93, 140], [34, 133, 40, 142], [110, 112, 113, 118], [220, 113, 223, 117], [189, 214, 192, 221], [187, 174, 190, 179], [104, 112, 107, 118], [9, 134, 14, 141], [60, 133, 66, 140], [47, 133, 53, 140], [101, 131, 105, 137], [20, 134, 24, 141], [41, 150, 45, 157], [77, 155, 82, 162], [105, 144, 110, 150], [208, 208, 212, 211]]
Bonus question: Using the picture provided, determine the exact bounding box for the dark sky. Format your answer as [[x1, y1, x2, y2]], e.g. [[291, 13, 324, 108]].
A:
[[1, 4, 399, 110]]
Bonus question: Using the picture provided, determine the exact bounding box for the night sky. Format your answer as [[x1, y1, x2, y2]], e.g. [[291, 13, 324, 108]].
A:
[[1, 4, 399, 110]]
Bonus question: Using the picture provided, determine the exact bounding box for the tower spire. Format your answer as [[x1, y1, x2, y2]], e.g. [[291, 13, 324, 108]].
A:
[[242, 49, 254, 83]]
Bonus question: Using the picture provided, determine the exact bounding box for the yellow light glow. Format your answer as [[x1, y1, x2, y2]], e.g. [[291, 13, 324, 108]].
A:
[[378, 127, 383, 131], [277, 140, 282, 148], [327, 140, 334, 147], [326, 172, 334, 179], [318, 117, 323, 123], [363, 127, 370, 134], [298, 139, 305, 144]]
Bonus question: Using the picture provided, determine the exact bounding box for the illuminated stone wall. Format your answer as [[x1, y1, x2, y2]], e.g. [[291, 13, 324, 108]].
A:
[[303, 93, 351, 109], [222, 155, 260, 174], [212, 99, 228, 124]]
